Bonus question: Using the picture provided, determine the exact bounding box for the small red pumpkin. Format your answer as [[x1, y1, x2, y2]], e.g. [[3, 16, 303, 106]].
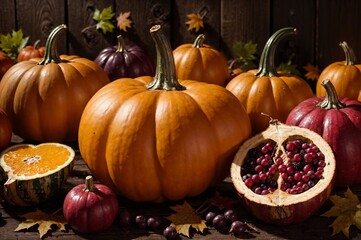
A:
[[0, 108, 12, 149], [286, 79, 361, 186], [63, 175, 119, 233], [94, 35, 155, 81], [17, 40, 45, 62]]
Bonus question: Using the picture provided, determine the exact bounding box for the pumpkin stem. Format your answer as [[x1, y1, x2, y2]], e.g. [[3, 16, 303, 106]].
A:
[[256, 27, 297, 77], [318, 79, 346, 110], [192, 34, 206, 48], [38, 24, 67, 65], [116, 35, 125, 52], [83, 175, 96, 192], [146, 25, 186, 91], [33, 40, 41, 49], [339, 41, 357, 65]]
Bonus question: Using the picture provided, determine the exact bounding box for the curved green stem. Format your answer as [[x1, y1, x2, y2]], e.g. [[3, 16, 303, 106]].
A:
[[318, 79, 346, 110], [192, 34, 205, 48], [116, 35, 125, 52], [146, 25, 185, 91], [38, 24, 67, 65], [339, 41, 357, 65], [256, 27, 297, 77]]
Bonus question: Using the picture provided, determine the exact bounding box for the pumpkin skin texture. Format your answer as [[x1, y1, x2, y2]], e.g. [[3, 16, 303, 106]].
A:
[[0, 108, 12, 150], [94, 35, 155, 81], [286, 79, 361, 187], [0, 51, 14, 79], [316, 41, 361, 101], [173, 34, 230, 86], [226, 27, 314, 135], [78, 25, 251, 202], [63, 176, 119, 233], [0, 25, 110, 143], [17, 40, 45, 62]]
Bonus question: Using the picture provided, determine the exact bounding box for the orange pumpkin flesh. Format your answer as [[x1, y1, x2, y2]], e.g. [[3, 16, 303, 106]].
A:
[[226, 27, 314, 135], [79, 25, 251, 202], [173, 34, 230, 86], [316, 41, 361, 100], [0, 25, 110, 142]]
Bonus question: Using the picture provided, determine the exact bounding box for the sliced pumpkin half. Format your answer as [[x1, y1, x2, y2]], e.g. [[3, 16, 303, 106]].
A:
[[0, 143, 75, 206]]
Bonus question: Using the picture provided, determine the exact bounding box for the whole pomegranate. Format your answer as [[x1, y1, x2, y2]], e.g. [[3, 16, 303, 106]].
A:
[[286, 79, 361, 186], [63, 175, 119, 233], [0, 108, 12, 149], [231, 120, 335, 225]]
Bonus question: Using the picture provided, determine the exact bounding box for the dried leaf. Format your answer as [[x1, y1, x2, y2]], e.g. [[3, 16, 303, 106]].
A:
[[165, 201, 207, 237], [322, 188, 361, 238], [208, 191, 238, 210], [15, 209, 67, 239], [303, 63, 320, 81], [92, 6, 115, 34], [185, 13, 204, 33], [117, 11, 132, 32]]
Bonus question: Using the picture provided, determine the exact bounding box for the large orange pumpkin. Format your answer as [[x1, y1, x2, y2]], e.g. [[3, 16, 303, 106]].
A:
[[226, 27, 314, 135], [78, 25, 251, 202], [316, 41, 361, 100], [0, 24, 110, 142], [173, 34, 230, 86]]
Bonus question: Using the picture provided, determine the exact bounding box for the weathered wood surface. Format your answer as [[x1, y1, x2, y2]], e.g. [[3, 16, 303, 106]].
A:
[[1, 141, 361, 240], [1, 0, 361, 70]]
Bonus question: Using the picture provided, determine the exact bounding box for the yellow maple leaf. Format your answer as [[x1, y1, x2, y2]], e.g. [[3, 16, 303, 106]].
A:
[[185, 13, 204, 33], [117, 11, 132, 32], [14, 209, 67, 239], [165, 201, 207, 237], [322, 188, 361, 238], [303, 63, 320, 81]]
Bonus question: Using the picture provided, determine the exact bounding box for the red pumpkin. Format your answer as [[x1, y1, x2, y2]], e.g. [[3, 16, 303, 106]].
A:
[[17, 40, 45, 62], [286, 79, 361, 186], [0, 51, 14, 79], [63, 175, 119, 233], [173, 34, 230, 86], [94, 35, 155, 81], [226, 27, 314, 135], [0, 108, 12, 149]]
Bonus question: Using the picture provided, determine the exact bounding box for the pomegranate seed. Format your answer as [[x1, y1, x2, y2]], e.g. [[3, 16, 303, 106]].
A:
[[255, 165, 263, 173], [278, 164, 287, 172], [293, 153, 302, 162], [251, 175, 260, 183], [294, 172, 302, 181], [244, 178, 253, 187], [259, 173, 267, 181], [302, 174, 310, 182]]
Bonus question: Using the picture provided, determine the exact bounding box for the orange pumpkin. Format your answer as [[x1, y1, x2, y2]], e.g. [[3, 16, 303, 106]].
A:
[[173, 34, 229, 86], [78, 25, 251, 202], [0, 51, 14, 79], [17, 40, 45, 62], [0, 24, 110, 142], [316, 41, 361, 100], [226, 27, 314, 135]]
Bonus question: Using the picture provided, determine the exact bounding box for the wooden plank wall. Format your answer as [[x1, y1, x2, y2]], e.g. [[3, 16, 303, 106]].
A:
[[1, 0, 361, 71]]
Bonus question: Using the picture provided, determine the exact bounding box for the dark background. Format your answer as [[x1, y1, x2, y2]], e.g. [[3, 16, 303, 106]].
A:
[[1, 0, 360, 70]]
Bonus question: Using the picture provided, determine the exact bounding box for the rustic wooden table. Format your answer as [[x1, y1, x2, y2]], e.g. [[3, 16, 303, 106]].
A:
[[1, 141, 360, 240]]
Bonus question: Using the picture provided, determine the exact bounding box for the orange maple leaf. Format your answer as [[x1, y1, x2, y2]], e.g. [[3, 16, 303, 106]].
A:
[[165, 201, 207, 238], [185, 13, 204, 33], [117, 11, 132, 32], [303, 63, 320, 81]]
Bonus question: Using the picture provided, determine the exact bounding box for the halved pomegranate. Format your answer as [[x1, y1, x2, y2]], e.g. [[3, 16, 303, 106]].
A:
[[230, 120, 335, 225]]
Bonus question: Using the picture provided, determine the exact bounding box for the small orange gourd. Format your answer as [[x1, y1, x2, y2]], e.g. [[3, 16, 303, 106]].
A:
[[17, 40, 45, 62], [0, 24, 110, 142], [226, 27, 314, 135], [173, 34, 230, 86], [316, 41, 361, 100], [78, 25, 251, 202]]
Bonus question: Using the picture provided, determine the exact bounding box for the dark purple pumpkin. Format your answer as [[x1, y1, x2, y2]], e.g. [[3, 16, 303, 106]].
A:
[[94, 35, 155, 81], [286, 79, 361, 187]]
